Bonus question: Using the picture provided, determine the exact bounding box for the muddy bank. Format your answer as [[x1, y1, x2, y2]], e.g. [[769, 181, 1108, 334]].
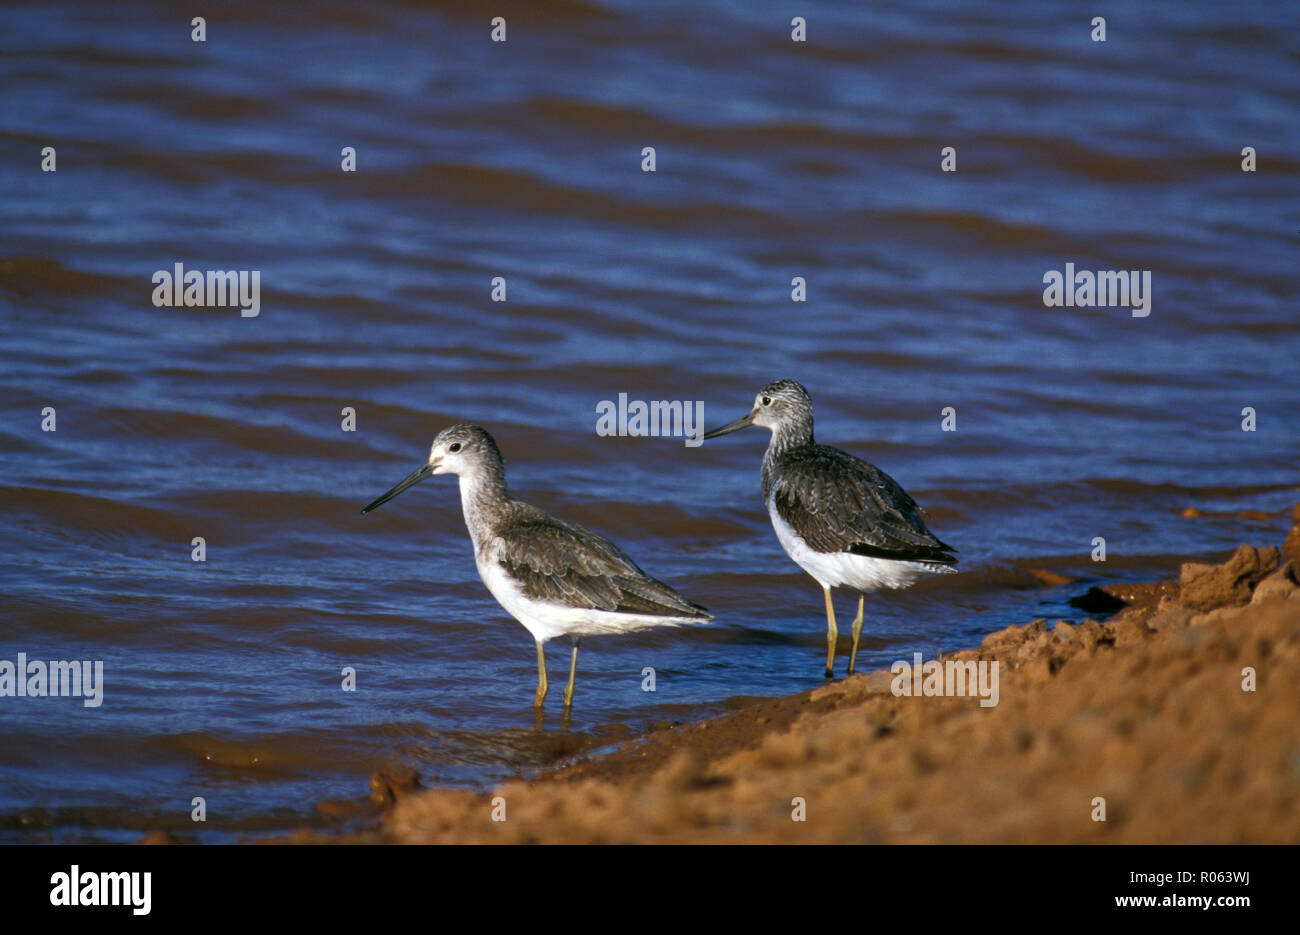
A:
[[287, 508, 1300, 844]]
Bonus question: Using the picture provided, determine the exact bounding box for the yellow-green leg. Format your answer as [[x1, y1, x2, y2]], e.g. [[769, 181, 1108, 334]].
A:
[[847, 594, 865, 675], [534, 641, 548, 708], [563, 640, 580, 709], [823, 586, 838, 679]]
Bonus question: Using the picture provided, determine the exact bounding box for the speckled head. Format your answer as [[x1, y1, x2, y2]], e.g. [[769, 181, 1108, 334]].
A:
[[749, 379, 812, 430], [427, 423, 504, 476], [362, 423, 504, 514], [702, 379, 814, 441]]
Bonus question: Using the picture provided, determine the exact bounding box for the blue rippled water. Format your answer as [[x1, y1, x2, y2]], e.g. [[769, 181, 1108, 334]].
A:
[[0, 0, 1296, 841]]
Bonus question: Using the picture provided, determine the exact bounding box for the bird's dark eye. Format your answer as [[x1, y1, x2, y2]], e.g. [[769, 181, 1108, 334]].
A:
[[761, 396, 772, 407], [449, 442, 462, 452]]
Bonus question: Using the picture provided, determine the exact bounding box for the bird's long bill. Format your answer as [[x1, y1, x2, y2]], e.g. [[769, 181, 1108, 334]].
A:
[[702, 410, 756, 440], [362, 462, 434, 514]]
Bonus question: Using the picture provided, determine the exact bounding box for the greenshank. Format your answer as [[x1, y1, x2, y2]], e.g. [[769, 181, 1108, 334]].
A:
[[363, 424, 712, 709], [703, 380, 956, 677]]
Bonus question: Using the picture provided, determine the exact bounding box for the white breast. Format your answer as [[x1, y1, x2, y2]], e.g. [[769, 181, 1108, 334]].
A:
[[767, 498, 943, 593], [475, 540, 705, 644]]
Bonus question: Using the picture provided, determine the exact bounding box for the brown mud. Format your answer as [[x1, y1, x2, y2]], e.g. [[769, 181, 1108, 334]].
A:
[[264, 506, 1300, 844]]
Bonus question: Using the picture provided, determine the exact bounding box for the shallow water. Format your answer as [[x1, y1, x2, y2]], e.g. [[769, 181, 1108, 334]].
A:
[[1, 0, 1296, 841]]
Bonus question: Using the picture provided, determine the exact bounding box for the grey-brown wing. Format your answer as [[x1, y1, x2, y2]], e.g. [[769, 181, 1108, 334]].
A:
[[491, 512, 712, 619], [771, 447, 956, 565]]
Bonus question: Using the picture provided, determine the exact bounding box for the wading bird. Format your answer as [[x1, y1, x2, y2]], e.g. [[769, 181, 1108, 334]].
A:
[[702, 380, 956, 677], [363, 424, 711, 709]]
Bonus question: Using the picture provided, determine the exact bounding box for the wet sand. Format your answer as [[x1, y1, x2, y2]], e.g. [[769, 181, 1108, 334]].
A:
[[9, 2, 1297, 836], [258, 505, 1300, 845]]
